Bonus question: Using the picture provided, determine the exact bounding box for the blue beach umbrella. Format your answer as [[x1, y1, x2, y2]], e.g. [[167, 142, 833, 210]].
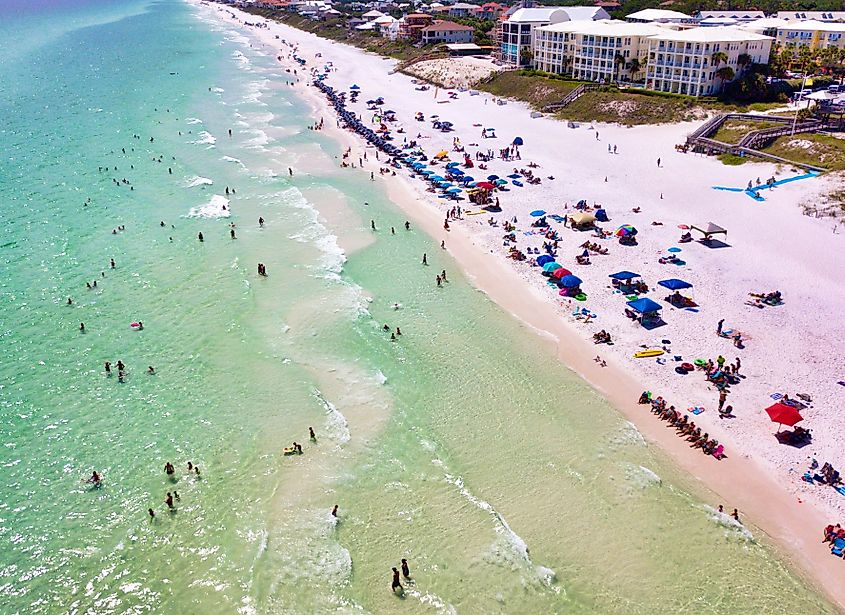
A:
[[512, 137, 524, 146], [450, 168, 465, 176], [446, 162, 459, 168], [350, 84, 360, 90], [487, 174, 499, 181], [560, 274, 583, 288], [536, 254, 554, 266], [508, 173, 521, 179], [446, 187, 461, 193], [530, 210, 546, 217], [421, 170, 435, 176], [462, 175, 475, 182], [494, 179, 507, 185], [431, 175, 445, 182]]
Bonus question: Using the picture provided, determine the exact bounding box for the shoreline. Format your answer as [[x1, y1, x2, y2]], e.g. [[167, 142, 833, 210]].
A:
[[191, 2, 845, 610]]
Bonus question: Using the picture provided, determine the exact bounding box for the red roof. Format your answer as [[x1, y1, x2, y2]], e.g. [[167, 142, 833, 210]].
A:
[[424, 20, 474, 32]]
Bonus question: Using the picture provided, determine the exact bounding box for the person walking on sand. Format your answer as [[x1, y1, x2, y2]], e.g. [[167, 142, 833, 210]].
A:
[[391, 567, 403, 593], [441, 270, 447, 282], [371, 219, 376, 231], [718, 389, 728, 412], [716, 319, 724, 336], [732, 508, 741, 523], [657, 157, 661, 167]]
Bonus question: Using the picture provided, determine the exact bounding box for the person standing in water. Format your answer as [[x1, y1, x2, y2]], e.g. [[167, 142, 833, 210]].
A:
[[309, 427, 316, 441], [422, 253, 427, 265], [198, 232, 204, 242], [79, 323, 85, 332], [331, 504, 338, 517], [401, 559, 411, 580], [259, 216, 264, 227]]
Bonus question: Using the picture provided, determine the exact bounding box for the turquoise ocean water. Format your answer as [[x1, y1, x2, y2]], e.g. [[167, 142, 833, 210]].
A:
[[0, 1, 837, 613]]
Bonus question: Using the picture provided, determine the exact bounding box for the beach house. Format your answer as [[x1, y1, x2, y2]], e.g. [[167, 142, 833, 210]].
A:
[[644, 27, 773, 96], [421, 20, 475, 44], [533, 20, 666, 82]]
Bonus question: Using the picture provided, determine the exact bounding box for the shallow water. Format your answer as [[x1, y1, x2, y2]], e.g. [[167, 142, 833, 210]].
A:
[[0, 1, 836, 613]]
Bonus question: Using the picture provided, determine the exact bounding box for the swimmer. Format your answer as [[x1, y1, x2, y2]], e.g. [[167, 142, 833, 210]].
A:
[[105, 361, 111, 375], [331, 504, 338, 517], [259, 216, 264, 227], [165, 462, 175, 476], [188, 462, 193, 471], [391, 226, 395, 235], [383, 324, 390, 331], [294, 442, 302, 454], [116, 360, 125, 371], [165, 492, 174, 509], [198, 232, 204, 242], [137, 321, 143, 330], [110, 258, 115, 269], [173, 491, 180, 501], [161, 221, 165, 227], [194, 466, 201, 476], [148, 508, 155, 520], [401, 558, 411, 580], [86, 282, 92, 290], [80, 322, 86, 332], [441, 270, 447, 281], [118, 371, 125, 382], [147, 366, 155, 375], [390, 333, 396, 341], [88, 470, 102, 484], [395, 327, 401, 336], [392, 303, 400, 310], [67, 297, 73, 305], [230, 228, 236, 239]]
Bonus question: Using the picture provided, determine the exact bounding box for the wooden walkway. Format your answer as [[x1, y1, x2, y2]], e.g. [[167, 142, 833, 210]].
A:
[[541, 83, 600, 113], [685, 113, 828, 172]]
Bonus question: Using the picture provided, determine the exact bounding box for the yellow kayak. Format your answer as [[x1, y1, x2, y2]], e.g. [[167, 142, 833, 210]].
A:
[[634, 349, 664, 358]]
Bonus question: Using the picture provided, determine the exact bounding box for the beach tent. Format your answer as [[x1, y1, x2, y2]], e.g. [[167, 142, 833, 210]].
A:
[[658, 278, 692, 291], [559, 274, 582, 288], [627, 297, 661, 313], [690, 222, 727, 237], [595, 208, 608, 222], [765, 402, 803, 429], [609, 271, 640, 281], [570, 212, 595, 228]]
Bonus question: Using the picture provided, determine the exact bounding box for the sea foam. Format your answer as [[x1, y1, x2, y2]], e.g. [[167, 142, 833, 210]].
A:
[[186, 176, 214, 188], [187, 195, 230, 219]]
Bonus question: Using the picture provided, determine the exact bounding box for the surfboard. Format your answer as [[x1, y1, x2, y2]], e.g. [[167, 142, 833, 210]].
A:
[[634, 349, 664, 358]]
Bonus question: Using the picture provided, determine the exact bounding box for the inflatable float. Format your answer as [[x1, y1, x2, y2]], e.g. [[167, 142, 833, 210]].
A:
[[283, 447, 297, 455], [129, 322, 142, 331], [634, 349, 664, 358]]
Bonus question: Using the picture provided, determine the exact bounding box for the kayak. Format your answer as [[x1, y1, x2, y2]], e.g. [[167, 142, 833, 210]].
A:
[[634, 349, 664, 358]]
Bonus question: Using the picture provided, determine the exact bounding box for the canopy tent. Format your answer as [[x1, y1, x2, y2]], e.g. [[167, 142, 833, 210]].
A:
[[609, 271, 640, 281], [765, 402, 804, 429], [690, 222, 727, 237], [626, 297, 662, 314], [570, 212, 595, 228], [658, 278, 693, 291]]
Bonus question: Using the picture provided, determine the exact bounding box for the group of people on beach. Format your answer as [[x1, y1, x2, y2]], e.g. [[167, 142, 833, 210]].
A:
[[148, 461, 201, 520], [639, 392, 726, 459]]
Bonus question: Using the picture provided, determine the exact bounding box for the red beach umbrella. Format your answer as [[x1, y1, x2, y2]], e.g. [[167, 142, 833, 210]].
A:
[[475, 181, 496, 190], [551, 267, 572, 279], [765, 402, 803, 428]]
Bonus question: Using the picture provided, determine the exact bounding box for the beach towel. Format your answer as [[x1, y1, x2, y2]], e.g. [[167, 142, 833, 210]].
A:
[[837, 486, 845, 497], [770, 393, 783, 400], [689, 407, 704, 415]]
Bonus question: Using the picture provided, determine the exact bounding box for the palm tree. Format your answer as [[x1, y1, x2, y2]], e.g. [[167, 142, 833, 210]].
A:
[[797, 45, 815, 76], [715, 66, 735, 91], [711, 51, 728, 67], [736, 52, 752, 74], [613, 53, 626, 82], [628, 57, 642, 82]]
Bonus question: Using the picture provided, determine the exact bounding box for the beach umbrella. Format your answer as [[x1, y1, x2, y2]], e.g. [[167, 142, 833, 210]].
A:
[[512, 137, 524, 146], [765, 402, 803, 428], [494, 179, 507, 185], [446, 162, 459, 168], [411, 162, 425, 169], [508, 173, 521, 179], [450, 169, 465, 176], [560, 274, 582, 288], [536, 255, 554, 266], [487, 174, 499, 180], [462, 176, 475, 183], [530, 210, 546, 217], [350, 84, 360, 90], [466, 181, 478, 187], [658, 278, 693, 291], [552, 267, 573, 279], [431, 175, 445, 182], [435, 150, 449, 159], [615, 224, 638, 237], [475, 181, 496, 190], [421, 170, 435, 176], [446, 187, 461, 193], [542, 262, 562, 273]]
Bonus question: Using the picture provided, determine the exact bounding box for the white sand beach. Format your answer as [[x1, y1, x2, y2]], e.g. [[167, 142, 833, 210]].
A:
[[194, 1, 845, 607]]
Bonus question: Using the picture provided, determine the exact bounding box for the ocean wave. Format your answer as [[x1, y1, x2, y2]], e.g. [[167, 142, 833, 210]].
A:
[[185, 117, 203, 125], [186, 176, 214, 188], [245, 128, 270, 148], [210, 86, 224, 94], [434, 458, 560, 594], [192, 130, 217, 146], [705, 506, 755, 541], [231, 50, 250, 66], [312, 389, 350, 446], [621, 462, 662, 491], [187, 194, 231, 219]]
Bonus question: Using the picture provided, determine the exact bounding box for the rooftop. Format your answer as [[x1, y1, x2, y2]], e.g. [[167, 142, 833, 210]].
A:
[[506, 7, 569, 24], [537, 19, 667, 37], [647, 25, 773, 42], [775, 19, 845, 32], [423, 19, 475, 32], [626, 9, 693, 22]]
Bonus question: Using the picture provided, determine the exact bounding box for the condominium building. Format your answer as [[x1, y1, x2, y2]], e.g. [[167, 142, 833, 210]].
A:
[[774, 20, 845, 51], [774, 11, 845, 23], [496, 6, 609, 66], [533, 20, 665, 82], [645, 27, 772, 96]]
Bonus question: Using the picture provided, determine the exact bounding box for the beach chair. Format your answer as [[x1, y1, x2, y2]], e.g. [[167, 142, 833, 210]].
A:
[[831, 537, 845, 557], [711, 444, 725, 460]]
